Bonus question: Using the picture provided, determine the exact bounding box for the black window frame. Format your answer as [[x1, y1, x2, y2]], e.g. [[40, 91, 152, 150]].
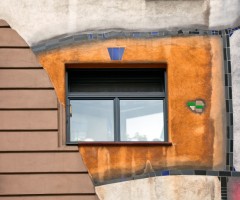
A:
[[66, 67, 168, 145]]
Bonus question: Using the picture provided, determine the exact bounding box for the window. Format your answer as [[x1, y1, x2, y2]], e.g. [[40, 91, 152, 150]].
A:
[[66, 66, 167, 144]]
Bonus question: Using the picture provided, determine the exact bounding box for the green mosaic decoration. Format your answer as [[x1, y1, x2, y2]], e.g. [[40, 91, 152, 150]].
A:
[[187, 100, 205, 113]]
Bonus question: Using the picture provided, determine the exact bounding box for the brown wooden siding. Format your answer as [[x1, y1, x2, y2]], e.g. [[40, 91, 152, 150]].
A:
[[0, 174, 95, 195], [0, 90, 57, 109], [0, 131, 59, 151], [0, 153, 87, 172], [0, 29, 28, 47], [0, 69, 54, 88], [0, 20, 9, 27], [0, 49, 41, 68], [0, 19, 97, 199], [0, 131, 78, 151], [0, 110, 58, 130]]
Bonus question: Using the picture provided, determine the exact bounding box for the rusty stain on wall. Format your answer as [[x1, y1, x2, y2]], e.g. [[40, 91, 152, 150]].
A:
[[37, 36, 226, 183]]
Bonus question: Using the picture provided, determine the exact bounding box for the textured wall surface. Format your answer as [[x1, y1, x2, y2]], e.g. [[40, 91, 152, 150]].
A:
[[0, 20, 98, 199], [37, 36, 226, 183], [0, 1, 239, 198], [228, 177, 240, 200], [96, 176, 221, 200], [231, 30, 240, 171], [0, 0, 239, 45]]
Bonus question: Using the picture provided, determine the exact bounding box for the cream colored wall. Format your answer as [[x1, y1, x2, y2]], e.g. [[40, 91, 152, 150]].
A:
[[0, 0, 239, 45], [231, 30, 240, 171]]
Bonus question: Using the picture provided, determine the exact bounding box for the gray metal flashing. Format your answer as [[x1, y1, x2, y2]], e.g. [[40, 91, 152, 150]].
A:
[[32, 27, 240, 54], [30, 28, 233, 53]]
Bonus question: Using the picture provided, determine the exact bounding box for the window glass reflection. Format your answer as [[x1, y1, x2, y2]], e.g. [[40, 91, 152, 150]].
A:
[[120, 100, 164, 141], [70, 100, 114, 142]]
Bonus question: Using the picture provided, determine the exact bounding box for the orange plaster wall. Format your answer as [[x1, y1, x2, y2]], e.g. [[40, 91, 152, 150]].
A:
[[37, 36, 226, 183]]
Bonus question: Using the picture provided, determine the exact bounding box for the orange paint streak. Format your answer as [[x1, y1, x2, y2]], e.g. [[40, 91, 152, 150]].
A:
[[37, 36, 225, 183]]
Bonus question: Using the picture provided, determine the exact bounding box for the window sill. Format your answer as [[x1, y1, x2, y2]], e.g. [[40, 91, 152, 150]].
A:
[[78, 141, 172, 146]]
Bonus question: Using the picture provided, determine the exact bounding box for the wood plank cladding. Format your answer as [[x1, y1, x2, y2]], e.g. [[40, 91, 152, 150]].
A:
[[0, 90, 57, 109], [0, 69, 53, 88], [0, 20, 9, 27], [0, 153, 87, 173], [0, 110, 58, 130], [0, 131, 78, 152], [0, 49, 41, 68], [0, 174, 95, 195], [0, 131, 59, 151], [0, 21, 96, 198], [0, 29, 28, 47]]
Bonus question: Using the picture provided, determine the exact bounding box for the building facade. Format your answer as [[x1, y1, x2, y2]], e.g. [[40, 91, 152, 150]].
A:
[[0, 0, 240, 199]]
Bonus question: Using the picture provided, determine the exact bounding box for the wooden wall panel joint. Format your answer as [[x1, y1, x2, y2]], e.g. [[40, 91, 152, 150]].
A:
[[0, 19, 10, 27]]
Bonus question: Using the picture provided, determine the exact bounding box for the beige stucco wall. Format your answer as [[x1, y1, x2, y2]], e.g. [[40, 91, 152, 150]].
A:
[[96, 176, 221, 200]]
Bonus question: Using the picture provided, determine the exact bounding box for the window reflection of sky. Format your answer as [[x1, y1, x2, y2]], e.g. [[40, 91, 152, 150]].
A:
[[70, 99, 164, 142], [125, 113, 164, 141], [120, 100, 164, 141], [70, 100, 114, 142]]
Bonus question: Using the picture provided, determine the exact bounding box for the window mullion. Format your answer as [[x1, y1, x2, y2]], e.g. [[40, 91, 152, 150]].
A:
[[164, 71, 168, 142], [114, 98, 120, 142]]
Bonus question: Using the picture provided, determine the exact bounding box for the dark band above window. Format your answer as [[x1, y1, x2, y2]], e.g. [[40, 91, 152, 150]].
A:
[[68, 68, 165, 93]]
